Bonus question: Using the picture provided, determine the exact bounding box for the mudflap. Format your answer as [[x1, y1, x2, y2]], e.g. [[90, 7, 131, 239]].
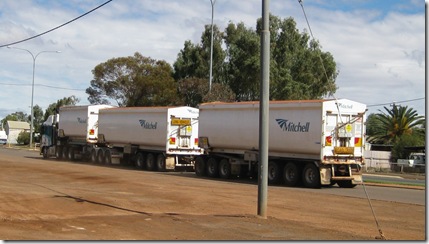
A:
[[320, 167, 332, 186], [166, 157, 175, 170], [352, 174, 363, 185]]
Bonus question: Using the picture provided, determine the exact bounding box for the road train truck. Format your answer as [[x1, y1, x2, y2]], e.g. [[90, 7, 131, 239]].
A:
[[40, 105, 202, 171], [195, 99, 367, 188]]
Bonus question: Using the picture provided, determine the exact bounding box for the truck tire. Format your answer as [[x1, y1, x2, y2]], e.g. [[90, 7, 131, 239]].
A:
[[104, 149, 112, 165], [97, 149, 105, 164], [81, 148, 91, 162], [91, 149, 98, 164], [219, 159, 231, 179], [156, 154, 166, 172], [135, 152, 145, 169], [195, 157, 206, 176], [206, 157, 219, 178], [302, 163, 321, 188], [146, 153, 156, 171], [55, 147, 63, 160], [68, 147, 75, 161], [336, 180, 357, 188], [283, 162, 300, 187], [62, 147, 69, 160], [268, 161, 281, 184], [42, 147, 48, 159]]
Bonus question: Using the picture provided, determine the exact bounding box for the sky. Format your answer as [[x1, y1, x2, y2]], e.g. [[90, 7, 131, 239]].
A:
[[0, 0, 426, 122]]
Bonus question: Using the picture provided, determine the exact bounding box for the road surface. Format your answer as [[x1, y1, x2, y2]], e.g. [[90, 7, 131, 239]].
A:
[[0, 146, 425, 240]]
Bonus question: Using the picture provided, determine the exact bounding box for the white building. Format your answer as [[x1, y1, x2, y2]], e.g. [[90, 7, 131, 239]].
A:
[[4, 121, 30, 144]]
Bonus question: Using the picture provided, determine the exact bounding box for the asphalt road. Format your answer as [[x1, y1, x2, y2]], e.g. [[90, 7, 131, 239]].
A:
[[363, 173, 425, 186], [290, 182, 425, 205], [162, 171, 425, 205]]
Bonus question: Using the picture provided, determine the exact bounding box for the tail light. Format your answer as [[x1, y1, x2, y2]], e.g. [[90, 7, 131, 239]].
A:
[[169, 137, 176, 145], [194, 138, 199, 146], [89, 129, 95, 135], [325, 136, 332, 146], [355, 137, 362, 147]]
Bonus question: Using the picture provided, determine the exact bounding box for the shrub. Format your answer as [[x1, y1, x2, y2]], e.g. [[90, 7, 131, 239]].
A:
[[17, 131, 30, 145]]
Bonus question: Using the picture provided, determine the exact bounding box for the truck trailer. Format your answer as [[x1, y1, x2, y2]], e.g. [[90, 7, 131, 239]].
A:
[[195, 99, 367, 188], [40, 105, 202, 171], [40, 104, 115, 160], [94, 106, 201, 171]]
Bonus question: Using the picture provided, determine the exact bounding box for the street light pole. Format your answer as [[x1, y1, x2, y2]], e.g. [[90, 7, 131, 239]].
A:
[[7, 46, 60, 148], [258, 0, 270, 219], [209, 0, 216, 92]]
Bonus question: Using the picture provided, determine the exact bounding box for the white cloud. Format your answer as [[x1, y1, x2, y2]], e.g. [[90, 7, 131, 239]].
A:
[[295, 7, 425, 115], [0, 0, 425, 121]]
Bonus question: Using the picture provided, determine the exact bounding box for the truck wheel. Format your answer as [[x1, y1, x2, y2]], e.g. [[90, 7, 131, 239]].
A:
[[146, 153, 156, 171], [337, 180, 357, 188], [97, 149, 105, 164], [195, 157, 206, 176], [62, 147, 69, 160], [104, 149, 112, 165], [283, 162, 300, 187], [42, 147, 49, 159], [135, 152, 145, 169], [206, 157, 219, 178], [68, 147, 75, 161], [156, 154, 166, 172], [91, 149, 98, 164], [219, 159, 231, 179], [302, 163, 321, 188], [268, 161, 281, 184], [81, 151, 90, 162], [55, 147, 63, 160]]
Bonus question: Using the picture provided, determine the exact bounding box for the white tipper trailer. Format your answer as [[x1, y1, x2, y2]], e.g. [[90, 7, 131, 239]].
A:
[[195, 99, 367, 188], [40, 104, 115, 160], [94, 106, 202, 171], [41, 105, 202, 171]]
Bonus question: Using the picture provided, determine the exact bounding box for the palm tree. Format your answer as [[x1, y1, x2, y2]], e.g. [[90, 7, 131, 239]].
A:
[[367, 105, 425, 144]]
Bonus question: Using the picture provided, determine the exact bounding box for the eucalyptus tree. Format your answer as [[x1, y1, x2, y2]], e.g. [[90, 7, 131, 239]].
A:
[[174, 24, 225, 83], [177, 77, 235, 107], [86, 52, 179, 107], [173, 15, 337, 102], [223, 22, 261, 101], [258, 16, 337, 100], [43, 96, 80, 121]]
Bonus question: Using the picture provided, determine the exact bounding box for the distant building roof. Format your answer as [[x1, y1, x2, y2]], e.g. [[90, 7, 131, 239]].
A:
[[6, 121, 30, 130]]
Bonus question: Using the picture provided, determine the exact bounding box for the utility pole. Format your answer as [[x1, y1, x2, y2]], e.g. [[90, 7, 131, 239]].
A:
[[209, 0, 216, 92], [258, 0, 270, 218]]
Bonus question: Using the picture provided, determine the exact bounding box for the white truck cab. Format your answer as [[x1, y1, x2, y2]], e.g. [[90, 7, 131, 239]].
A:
[[397, 152, 426, 168]]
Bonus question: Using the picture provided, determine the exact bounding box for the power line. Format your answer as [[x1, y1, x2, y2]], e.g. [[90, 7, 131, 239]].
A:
[[367, 97, 425, 107], [0, 0, 113, 48], [298, 0, 331, 91], [298, 0, 347, 123], [0, 82, 85, 91], [297, 1, 424, 112]]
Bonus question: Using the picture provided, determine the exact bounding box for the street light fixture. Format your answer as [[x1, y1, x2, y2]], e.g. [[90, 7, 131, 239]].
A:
[[209, 0, 216, 92], [7, 46, 61, 148]]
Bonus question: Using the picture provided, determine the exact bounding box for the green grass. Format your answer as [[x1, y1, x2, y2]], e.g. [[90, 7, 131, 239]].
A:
[[364, 179, 425, 187]]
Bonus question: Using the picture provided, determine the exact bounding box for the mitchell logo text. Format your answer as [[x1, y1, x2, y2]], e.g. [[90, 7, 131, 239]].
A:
[[275, 119, 310, 132]]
